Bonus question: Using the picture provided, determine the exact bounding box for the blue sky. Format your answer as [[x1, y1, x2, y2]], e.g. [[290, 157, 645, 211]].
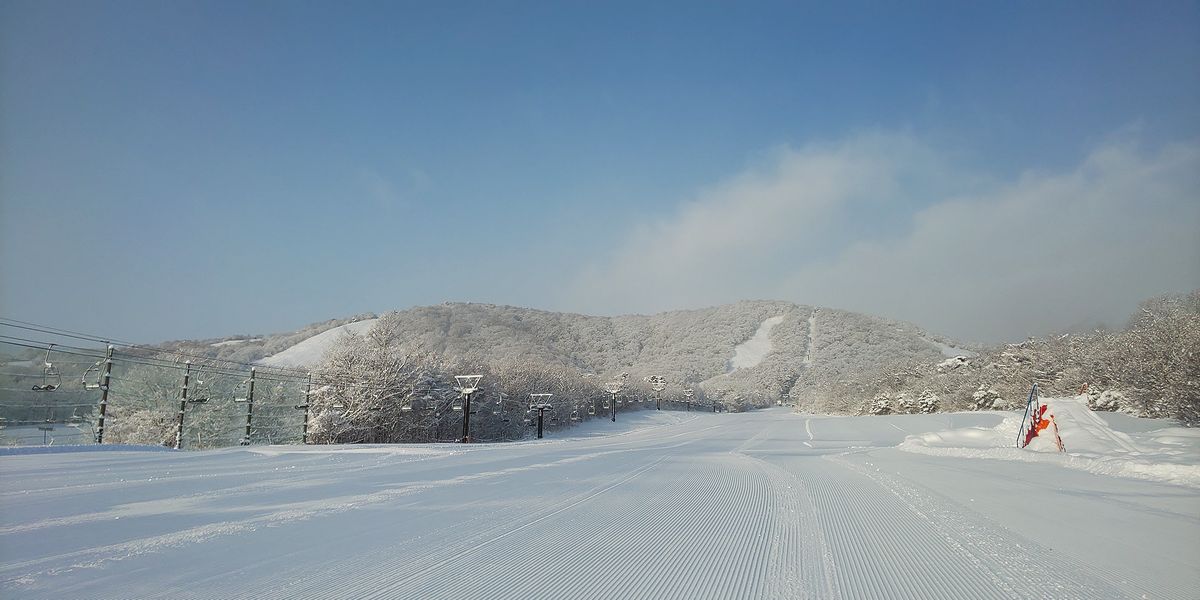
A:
[[2, 1, 1198, 343]]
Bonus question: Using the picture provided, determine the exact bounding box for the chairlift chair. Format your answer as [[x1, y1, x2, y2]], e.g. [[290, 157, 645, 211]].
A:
[[32, 345, 61, 391], [233, 379, 251, 403], [188, 379, 210, 404], [587, 403, 596, 416], [81, 359, 104, 390]]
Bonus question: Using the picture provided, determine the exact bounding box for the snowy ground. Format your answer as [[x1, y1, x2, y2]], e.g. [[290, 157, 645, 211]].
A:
[[1, 405, 1197, 599]]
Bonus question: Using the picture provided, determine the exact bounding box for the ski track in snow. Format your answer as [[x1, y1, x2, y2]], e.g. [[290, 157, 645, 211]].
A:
[[728, 316, 785, 371], [802, 309, 817, 368], [2, 409, 1197, 599]]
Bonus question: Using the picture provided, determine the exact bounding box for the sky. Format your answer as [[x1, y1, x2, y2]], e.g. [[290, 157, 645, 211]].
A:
[[1, 1, 1198, 344]]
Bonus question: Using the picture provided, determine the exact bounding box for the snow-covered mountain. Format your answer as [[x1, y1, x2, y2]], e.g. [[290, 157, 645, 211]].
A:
[[238, 300, 969, 406]]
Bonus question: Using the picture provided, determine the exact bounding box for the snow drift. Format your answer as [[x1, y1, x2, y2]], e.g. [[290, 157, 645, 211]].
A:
[[899, 395, 1200, 488]]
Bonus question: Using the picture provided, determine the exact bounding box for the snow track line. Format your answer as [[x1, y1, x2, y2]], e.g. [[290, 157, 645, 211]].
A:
[[802, 308, 818, 368], [0, 447, 639, 585], [803, 455, 1015, 599], [498, 453, 785, 600], [183, 452, 675, 600], [0, 449, 454, 540], [356, 457, 668, 600], [247, 437, 811, 599], [732, 447, 838, 598], [0, 446, 448, 502], [826, 453, 1143, 599]]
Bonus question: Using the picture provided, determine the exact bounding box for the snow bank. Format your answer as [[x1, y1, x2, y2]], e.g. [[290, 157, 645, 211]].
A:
[[898, 396, 1200, 488], [728, 315, 785, 371], [258, 319, 379, 368]]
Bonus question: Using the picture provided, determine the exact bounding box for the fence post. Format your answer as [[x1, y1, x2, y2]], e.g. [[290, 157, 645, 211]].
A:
[[241, 367, 256, 445], [174, 361, 191, 450], [95, 345, 114, 444]]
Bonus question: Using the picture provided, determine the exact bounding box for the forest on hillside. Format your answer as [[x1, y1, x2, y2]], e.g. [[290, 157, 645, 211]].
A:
[[803, 290, 1199, 425]]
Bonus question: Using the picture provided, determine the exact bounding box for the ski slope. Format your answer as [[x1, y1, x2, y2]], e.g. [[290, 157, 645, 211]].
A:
[[2, 409, 1197, 599], [257, 319, 379, 368], [729, 315, 785, 371]]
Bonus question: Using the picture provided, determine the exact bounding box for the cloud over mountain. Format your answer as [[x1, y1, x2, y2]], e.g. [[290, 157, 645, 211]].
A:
[[565, 133, 1200, 342]]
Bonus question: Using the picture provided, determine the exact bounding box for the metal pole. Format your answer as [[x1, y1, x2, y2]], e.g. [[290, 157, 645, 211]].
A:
[[242, 368, 256, 445], [95, 345, 114, 444], [611, 392, 617, 422], [302, 373, 312, 444], [537, 408, 544, 439], [174, 361, 191, 450], [461, 391, 471, 443]]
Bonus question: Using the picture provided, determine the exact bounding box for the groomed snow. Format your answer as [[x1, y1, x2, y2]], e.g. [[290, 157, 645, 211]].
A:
[[729, 315, 785, 371], [2, 408, 1197, 599], [257, 319, 379, 368]]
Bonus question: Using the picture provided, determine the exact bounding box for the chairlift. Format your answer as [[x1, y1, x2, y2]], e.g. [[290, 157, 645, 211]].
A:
[[188, 378, 210, 404], [81, 359, 104, 390], [570, 409, 580, 422], [451, 396, 463, 411], [587, 403, 596, 416], [602, 398, 610, 409], [32, 345, 61, 391], [233, 379, 250, 403]]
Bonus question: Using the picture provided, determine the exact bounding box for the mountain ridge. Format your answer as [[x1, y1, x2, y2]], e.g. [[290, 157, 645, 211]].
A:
[[170, 300, 971, 407]]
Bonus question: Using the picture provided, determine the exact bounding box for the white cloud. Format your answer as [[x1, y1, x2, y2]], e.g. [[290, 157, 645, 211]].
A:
[[564, 133, 1200, 342]]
